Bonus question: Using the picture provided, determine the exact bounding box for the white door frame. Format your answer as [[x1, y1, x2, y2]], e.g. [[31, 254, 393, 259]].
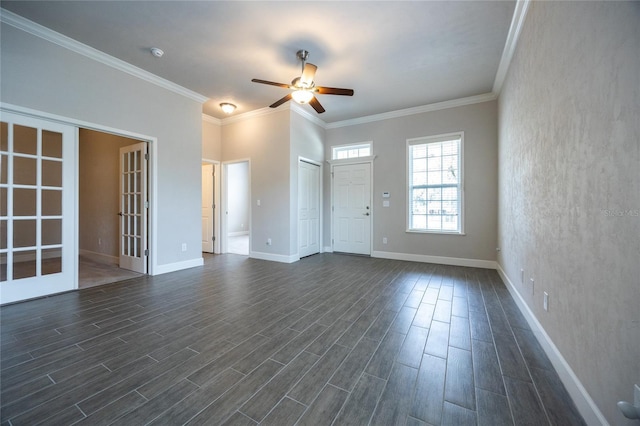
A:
[[328, 157, 375, 255], [220, 159, 251, 255], [298, 157, 323, 259], [1, 103, 159, 279], [202, 159, 220, 254]]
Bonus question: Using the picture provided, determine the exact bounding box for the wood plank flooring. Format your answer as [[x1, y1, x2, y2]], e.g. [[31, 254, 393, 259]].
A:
[[0, 253, 586, 425]]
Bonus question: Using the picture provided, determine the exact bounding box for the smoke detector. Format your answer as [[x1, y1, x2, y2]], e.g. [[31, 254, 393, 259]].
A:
[[150, 47, 164, 58]]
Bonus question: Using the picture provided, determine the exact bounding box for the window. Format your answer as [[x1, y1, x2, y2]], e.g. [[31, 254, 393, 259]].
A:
[[332, 142, 371, 160], [407, 133, 463, 233]]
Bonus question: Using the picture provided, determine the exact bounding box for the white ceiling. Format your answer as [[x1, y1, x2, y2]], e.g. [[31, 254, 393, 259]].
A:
[[1, 1, 516, 123]]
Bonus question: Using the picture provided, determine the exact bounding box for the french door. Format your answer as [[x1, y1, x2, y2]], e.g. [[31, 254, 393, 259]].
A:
[[1, 112, 76, 304], [119, 143, 148, 274], [332, 162, 371, 255]]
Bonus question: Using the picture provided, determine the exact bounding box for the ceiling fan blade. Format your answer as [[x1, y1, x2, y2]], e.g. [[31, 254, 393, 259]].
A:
[[300, 63, 317, 86], [315, 86, 354, 96], [309, 96, 326, 114], [252, 79, 291, 89], [269, 94, 292, 108]]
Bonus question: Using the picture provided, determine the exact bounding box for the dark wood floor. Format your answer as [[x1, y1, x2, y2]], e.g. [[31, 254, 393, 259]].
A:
[[0, 253, 585, 425]]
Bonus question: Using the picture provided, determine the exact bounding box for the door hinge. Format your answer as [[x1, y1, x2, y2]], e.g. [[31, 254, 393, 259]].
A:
[[145, 201, 149, 208], [332, 239, 334, 244], [144, 249, 149, 256], [332, 206, 334, 212], [144, 153, 149, 160], [213, 236, 215, 241]]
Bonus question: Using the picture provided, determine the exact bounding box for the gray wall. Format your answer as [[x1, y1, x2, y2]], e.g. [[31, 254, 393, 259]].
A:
[[226, 161, 250, 235], [221, 110, 291, 257], [325, 101, 498, 262], [1, 24, 204, 268], [289, 111, 325, 255], [497, 2, 640, 424], [202, 118, 222, 161]]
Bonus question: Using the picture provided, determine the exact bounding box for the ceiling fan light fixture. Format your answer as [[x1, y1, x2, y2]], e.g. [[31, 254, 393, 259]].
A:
[[291, 90, 314, 104], [220, 102, 236, 114]]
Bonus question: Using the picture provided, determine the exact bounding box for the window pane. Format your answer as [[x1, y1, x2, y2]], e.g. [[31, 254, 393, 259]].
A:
[[14, 125, 37, 155], [42, 219, 62, 245], [0, 252, 6, 281], [0, 122, 7, 151], [1, 154, 7, 184], [42, 190, 62, 216], [13, 188, 37, 216], [412, 215, 426, 229], [14, 219, 36, 247], [0, 220, 6, 250], [14, 156, 37, 185], [0, 187, 6, 216], [42, 248, 62, 275], [13, 250, 37, 279], [42, 130, 63, 158], [42, 160, 62, 187]]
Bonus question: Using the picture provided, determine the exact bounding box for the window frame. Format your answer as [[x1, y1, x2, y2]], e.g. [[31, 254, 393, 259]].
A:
[[331, 142, 372, 161], [406, 132, 464, 235]]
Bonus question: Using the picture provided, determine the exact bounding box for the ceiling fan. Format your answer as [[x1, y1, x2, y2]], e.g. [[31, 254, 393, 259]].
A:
[[251, 50, 354, 114]]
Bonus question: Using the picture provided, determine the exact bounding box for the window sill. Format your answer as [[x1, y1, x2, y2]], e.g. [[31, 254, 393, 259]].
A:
[[406, 229, 466, 236]]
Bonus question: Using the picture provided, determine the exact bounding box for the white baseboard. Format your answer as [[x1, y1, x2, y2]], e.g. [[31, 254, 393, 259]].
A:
[[153, 257, 204, 275], [323, 246, 333, 253], [372, 250, 497, 269], [79, 249, 118, 265], [250, 251, 298, 264], [496, 263, 608, 426], [228, 231, 249, 237]]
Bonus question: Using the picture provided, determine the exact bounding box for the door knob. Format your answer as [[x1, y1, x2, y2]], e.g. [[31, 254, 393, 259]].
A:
[[117, 212, 123, 216], [364, 212, 370, 216]]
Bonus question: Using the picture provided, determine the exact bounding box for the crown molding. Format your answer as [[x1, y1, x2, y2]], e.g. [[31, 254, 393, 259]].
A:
[[290, 103, 327, 128], [326, 92, 497, 129], [219, 104, 287, 126], [1, 9, 209, 104], [492, 0, 531, 94], [202, 114, 222, 126]]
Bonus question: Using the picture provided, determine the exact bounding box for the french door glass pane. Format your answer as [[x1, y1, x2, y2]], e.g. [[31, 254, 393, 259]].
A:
[[42, 248, 62, 275], [14, 219, 36, 247], [13, 250, 36, 279], [42, 190, 62, 215], [14, 157, 37, 185], [0, 122, 7, 150], [13, 188, 37, 216], [14, 125, 37, 155], [42, 130, 63, 158], [42, 219, 62, 245], [42, 160, 62, 187]]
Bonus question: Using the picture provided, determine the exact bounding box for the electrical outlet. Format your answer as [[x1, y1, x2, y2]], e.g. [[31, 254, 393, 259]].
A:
[[530, 278, 535, 295], [382, 237, 388, 244], [266, 238, 272, 246], [181, 243, 187, 252], [543, 292, 549, 311]]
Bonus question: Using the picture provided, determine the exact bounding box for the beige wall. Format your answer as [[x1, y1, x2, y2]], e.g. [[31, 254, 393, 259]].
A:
[[79, 129, 139, 259], [497, 2, 640, 424], [325, 101, 498, 263]]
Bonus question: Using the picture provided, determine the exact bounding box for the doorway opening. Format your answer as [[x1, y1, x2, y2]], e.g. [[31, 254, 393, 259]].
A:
[[222, 160, 250, 256], [78, 129, 148, 288]]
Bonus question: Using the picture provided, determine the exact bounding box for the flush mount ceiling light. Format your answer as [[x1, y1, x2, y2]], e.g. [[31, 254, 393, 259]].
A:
[[220, 103, 236, 114], [150, 47, 164, 58]]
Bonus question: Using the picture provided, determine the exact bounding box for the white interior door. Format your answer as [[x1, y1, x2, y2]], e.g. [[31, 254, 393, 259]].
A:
[[332, 163, 371, 255], [119, 143, 147, 273], [298, 160, 320, 258], [201, 163, 214, 253], [1, 112, 76, 304]]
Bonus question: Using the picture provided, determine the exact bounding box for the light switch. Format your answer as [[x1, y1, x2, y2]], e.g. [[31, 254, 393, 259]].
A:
[[257, 199, 261, 206], [383, 200, 390, 207], [382, 192, 390, 198]]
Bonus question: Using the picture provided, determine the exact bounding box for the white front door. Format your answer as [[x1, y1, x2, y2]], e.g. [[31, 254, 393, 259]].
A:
[[119, 143, 147, 274], [1, 112, 76, 304], [201, 163, 214, 253], [298, 160, 320, 258], [332, 163, 371, 255]]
